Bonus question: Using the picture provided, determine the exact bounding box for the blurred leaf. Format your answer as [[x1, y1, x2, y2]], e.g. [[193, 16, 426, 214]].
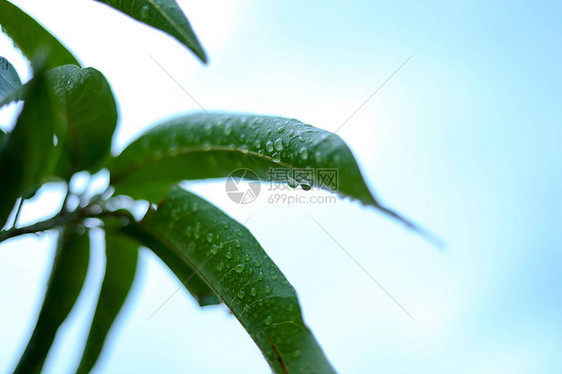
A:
[[0, 56, 21, 101], [132, 186, 335, 373], [14, 226, 90, 374], [0, 64, 59, 228], [76, 230, 138, 374], [0, 65, 118, 178], [94, 0, 207, 63], [111, 112, 419, 229], [117, 212, 221, 306], [48, 65, 118, 178], [0, 0, 79, 69]]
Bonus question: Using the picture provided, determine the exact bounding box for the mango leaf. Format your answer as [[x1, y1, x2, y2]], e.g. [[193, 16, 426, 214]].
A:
[[0, 65, 59, 228], [76, 229, 138, 374], [125, 186, 335, 373], [14, 226, 90, 374], [0, 65, 118, 178], [110, 112, 419, 230], [116, 210, 221, 306], [94, 0, 207, 63], [0, 56, 21, 101], [48, 65, 118, 178], [0, 0, 80, 69]]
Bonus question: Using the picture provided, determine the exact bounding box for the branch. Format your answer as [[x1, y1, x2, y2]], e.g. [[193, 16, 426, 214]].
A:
[[0, 206, 130, 244]]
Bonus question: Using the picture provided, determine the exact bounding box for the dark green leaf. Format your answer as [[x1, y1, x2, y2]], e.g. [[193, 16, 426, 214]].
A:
[[0, 64, 118, 178], [117, 211, 221, 307], [94, 0, 207, 63], [48, 65, 118, 178], [76, 229, 138, 374], [131, 186, 335, 373], [110, 112, 419, 230], [14, 226, 90, 374], [0, 65, 59, 228], [0, 0, 80, 69], [0, 56, 21, 101]]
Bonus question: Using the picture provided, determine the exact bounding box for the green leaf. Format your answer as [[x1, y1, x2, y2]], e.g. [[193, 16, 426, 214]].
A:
[[0, 0, 80, 69], [110, 112, 419, 230], [14, 226, 90, 374], [0, 56, 21, 101], [116, 211, 221, 307], [76, 229, 138, 374], [94, 0, 207, 63], [48, 65, 118, 178], [128, 186, 335, 373], [0, 64, 118, 178], [0, 64, 59, 228]]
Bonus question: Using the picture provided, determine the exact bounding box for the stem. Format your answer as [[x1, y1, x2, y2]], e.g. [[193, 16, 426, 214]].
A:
[[0, 206, 129, 244], [10, 198, 25, 230]]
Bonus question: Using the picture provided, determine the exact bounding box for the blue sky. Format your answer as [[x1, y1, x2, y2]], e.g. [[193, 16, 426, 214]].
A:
[[0, 0, 561, 373]]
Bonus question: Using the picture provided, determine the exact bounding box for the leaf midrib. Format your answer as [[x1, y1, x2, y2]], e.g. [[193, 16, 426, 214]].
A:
[[145, 0, 194, 50], [111, 145, 301, 184]]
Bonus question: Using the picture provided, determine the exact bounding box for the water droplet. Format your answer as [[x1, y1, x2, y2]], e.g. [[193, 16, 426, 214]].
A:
[[244, 254, 251, 261], [210, 245, 219, 254], [226, 251, 233, 259], [301, 183, 312, 191], [274, 138, 284, 151], [217, 262, 225, 271], [241, 144, 249, 153], [271, 153, 281, 163], [288, 129, 295, 137], [237, 290, 246, 299], [234, 264, 245, 273], [272, 274, 278, 280], [265, 140, 274, 152], [206, 232, 214, 242], [258, 271, 265, 280], [253, 140, 261, 149], [264, 315, 273, 325], [314, 150, 323, 162], [278, 127, 285, 133], [222, 222, 230, 229], [299, 147, 308, 160], [288, 177, 298, 188], [140, 5, 150, 19], [248, 267, 254, 275], [236, 230, 244, 237], [203, 124, 213, 136], [250, 287, 257, 296], [224, 123, 232, 135], [264, 285, 272, 294]]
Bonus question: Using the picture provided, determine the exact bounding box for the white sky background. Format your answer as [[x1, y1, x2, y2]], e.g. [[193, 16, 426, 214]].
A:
[[1, 0, 561, 373]]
